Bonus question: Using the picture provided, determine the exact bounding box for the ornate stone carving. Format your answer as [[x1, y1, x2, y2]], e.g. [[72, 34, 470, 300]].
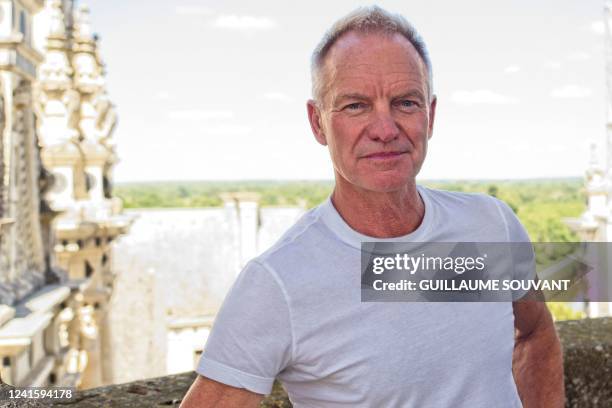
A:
[[0, 0, 131, 390], [94, 92, 117, 146], [0, 88, 8, 294], [0, 92, 4, 218], [72, 5, 103, 95], [38, 1, 72, 91], [11, 81, 45, 298]]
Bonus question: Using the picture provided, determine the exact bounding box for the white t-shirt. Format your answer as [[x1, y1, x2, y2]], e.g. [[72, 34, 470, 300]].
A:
[[197, 186, 529, 407]]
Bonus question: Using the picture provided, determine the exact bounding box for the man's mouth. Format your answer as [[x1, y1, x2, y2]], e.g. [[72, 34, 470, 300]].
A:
[[362, 151, 408, 159]]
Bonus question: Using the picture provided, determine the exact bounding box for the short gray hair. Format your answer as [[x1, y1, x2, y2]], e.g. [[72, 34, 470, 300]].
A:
[[310, 6, 433, 104]]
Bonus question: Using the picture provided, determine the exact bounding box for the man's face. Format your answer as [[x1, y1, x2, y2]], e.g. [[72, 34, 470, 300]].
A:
[[308, 32, 436, 193]]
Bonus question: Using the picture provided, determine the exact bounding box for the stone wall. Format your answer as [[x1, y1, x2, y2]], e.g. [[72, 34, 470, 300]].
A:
[[0, 317, 610, 407], [557, 317, 612, 407]]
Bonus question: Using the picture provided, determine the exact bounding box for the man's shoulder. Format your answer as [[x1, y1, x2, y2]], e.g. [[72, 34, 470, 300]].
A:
[[420, 185, 525, 240], [420, 185, 502, 212], [255, 203, 328, 265]]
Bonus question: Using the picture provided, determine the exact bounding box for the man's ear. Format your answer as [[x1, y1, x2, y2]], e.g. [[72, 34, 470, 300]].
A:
[[307, 100, 327, 146], [427, 95, 437, 140]]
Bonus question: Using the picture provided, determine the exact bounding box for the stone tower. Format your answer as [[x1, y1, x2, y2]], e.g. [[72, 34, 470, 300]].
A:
[[565, 0, 612, 317], [0, 0, 132, 388]]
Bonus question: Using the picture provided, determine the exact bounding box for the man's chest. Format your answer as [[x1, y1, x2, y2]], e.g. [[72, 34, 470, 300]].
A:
[[282, 301, 516, 400]]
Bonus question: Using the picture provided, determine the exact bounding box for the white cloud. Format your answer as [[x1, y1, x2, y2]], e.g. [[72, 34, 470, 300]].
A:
[[550, 85, 593, 99], [262, 92, 293, 102], [590, 21, 605, 35], [504, 65, 520, 74], [544, 61, 561, 70], [212, 15, 278, 31], [450, 90, 518, 105], [200, 124, 252, 136], [175, 6, 213, 16], [168, 109, 234, 120], [155, 91, 170, 101], [567, 51, 591, 61]]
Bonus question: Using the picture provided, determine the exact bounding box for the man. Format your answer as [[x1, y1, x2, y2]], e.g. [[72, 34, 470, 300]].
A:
[[181, 6, 564, 407]]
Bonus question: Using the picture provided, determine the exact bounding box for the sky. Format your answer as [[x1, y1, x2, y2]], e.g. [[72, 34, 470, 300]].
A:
[[84, 0, 606, 182]]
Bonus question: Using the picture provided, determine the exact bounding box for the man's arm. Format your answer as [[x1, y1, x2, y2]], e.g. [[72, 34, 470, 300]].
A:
[[179, 375, 263, 408], [512, 296, 564, 408]]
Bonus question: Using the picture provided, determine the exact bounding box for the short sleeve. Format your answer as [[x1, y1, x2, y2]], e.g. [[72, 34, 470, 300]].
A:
[[196, 260, 293, 395], [493, 198, 537, 300], [493, 198, 530, 244]]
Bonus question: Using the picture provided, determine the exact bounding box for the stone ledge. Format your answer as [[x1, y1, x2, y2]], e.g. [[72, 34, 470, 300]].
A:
[[557, 318, 612, 407], [0, 317, 610, 407], [0, 373, 289, 407]]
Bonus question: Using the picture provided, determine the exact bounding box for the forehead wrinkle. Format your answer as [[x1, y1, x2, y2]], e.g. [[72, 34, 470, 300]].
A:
[[331, 72, 427, 100], [330, 67, 425, 89], [332, 59, 423, 75], [327, 59, 426, 87]]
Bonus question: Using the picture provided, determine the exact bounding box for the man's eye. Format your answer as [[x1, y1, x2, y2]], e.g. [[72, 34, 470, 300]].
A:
[[398, 100, 417, 108], [345, 103, 365, 111]]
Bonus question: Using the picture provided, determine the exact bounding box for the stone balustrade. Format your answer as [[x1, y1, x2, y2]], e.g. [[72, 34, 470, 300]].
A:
[[0, 317, 610, 407]]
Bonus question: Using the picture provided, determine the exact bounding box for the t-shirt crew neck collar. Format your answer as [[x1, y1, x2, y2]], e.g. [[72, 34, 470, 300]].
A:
[[319, 185, 434, 249]]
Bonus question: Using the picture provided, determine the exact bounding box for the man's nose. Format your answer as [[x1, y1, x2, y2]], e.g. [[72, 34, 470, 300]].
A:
[[367, 108, 400, 142]]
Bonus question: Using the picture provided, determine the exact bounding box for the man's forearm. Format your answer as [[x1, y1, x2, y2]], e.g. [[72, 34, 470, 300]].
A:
[[180, 375, 263, 408], [512, 320, 565, 407]]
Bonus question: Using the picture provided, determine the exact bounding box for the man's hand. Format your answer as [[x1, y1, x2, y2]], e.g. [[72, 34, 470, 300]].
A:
[[179, 375, 263, 408], [512, 294, 564, 408]]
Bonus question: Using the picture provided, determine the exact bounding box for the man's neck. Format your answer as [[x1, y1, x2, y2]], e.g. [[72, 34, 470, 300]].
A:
[[330, 178, 425, 238]]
